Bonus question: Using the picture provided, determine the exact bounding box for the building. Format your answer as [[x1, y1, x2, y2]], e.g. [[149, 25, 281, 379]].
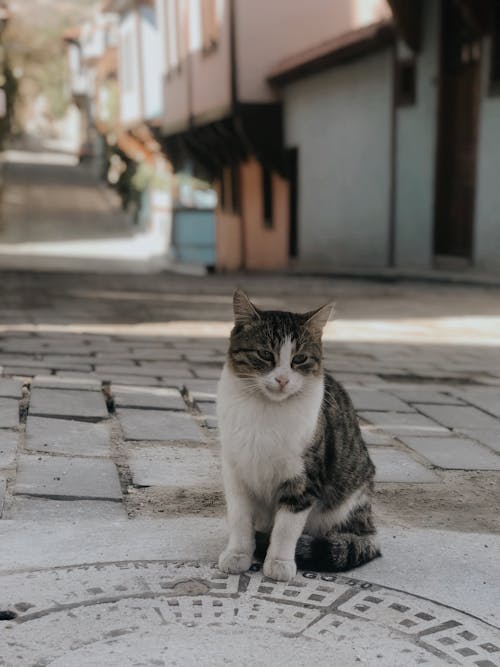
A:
[[270, 0, 500, 273]]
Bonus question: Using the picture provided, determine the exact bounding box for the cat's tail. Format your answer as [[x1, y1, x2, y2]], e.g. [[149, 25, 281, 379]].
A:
[[254, 531, 381, 573], [294, 533, 381, 572]]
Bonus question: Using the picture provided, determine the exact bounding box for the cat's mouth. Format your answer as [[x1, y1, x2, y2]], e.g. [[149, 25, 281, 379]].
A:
[[261, 384, 297, 402]]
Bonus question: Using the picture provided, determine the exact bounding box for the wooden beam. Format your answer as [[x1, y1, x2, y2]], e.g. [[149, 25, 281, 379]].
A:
[[387, 0, 422, 52]]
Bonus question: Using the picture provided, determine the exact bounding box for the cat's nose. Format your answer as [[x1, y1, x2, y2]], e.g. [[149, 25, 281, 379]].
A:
[[275, 375, 289, 390]]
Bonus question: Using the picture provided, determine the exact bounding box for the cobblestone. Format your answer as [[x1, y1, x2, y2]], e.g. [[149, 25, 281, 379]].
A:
[[415, 404, 500, 430], [349, 388, 414, 412], [29, 388, 108, 421], [128, 445, 220, 488], [0, 378, 24, 398], [358, 410, 449, 436], [0, 397, 19, 428], [400, 436, 500, 470], [0, 430, 18, 468], [6, 497, 128, 520], [25, 416, 112, 456], [118, 408, 204, 442], [369, 447, 441, 483], [31, 374, 102, 391], [0, 475, 6, 517], [112, 385, 186, 411], [14, 454, 123, 500]]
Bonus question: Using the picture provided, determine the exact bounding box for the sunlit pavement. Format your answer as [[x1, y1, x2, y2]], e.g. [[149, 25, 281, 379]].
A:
[[0, 269, 499, 665]]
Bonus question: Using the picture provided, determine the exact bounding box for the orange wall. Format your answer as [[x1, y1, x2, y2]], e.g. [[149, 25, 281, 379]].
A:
[[241, 159, 290, 271], [215, 181, 243, 271]]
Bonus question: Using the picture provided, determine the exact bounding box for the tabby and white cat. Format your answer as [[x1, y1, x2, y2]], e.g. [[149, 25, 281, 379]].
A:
[[217, 289, 380, 582]]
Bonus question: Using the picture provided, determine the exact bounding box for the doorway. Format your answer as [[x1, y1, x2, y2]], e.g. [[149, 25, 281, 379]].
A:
[[434, 0, 482, 263]]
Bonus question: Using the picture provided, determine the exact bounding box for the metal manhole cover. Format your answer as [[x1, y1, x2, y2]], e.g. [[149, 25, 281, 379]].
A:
[[1, 561, 499, 666]]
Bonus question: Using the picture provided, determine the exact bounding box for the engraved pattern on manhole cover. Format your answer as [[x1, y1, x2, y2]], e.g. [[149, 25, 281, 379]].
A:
[[1, 561, 499, 666]]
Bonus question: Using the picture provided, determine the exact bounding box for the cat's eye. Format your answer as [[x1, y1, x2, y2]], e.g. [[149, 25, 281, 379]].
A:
[[257, 350, 274, 362], [292, 353, 307, 365]]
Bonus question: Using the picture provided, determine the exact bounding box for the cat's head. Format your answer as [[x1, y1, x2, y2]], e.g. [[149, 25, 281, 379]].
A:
[[227, 289, 333, 402]]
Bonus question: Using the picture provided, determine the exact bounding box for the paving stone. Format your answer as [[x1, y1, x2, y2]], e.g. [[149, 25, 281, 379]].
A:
[[204, 415, 218, 430], [31, 375, 102, 391], [93, 373, 164, 386], [414, 404, 500, 430], [6, 497, 127, 520], [95, 364, 191, 379], [118, 408, 204, 442], [0, 475, 6, 518], [3, 366, 52, 377], [350, 389, 414, 412], [0, 378, 24, 398], [360, 425, 394, 445], [0, 430, 18, 468], [448, 388, 500, 418], [14, 454, 122, 500], [386, 387, 465, 405], [369, 447, 440, 483], [25, 417, 112, 456], [359, 411, 448, 436], [29, 388, 108, 421], [458, 429, 500, 454], [126, 348, 184, 360], [0, 398, 19, 428], [399, 436, 500, 470], [112, 385, 186, 411], [128, 445, 220, 488], [138, 362, 193, 376], [193, 365, 223, 380], [40, 355, 96, 366], [184, 379, 218, 402], [196, 401, 217, 417]]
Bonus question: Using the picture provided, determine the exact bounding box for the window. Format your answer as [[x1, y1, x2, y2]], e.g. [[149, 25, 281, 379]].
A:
[[395, 59, 416, 107], [262, 166, 273, 228], [201, 0, 219, 53], [490, 3, 500, 93]]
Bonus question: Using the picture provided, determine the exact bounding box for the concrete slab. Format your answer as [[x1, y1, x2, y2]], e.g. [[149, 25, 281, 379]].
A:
[[183, 379, 218, 402], [29, 388, 108, 421], [399, 436, 500, 470], [349, 388, 414, 412], [386, 386, 465, 405], [13, 454, 122, 500], [415, 403, 500, 430], [360, 425, 394, 445], [0, 378, 24, 398], [196, 401, 217, 417], [459, 428, 500, 454], [25, 416, 112, 456], [194, 365, 223, 380], [0, 430, 18, 468], [359, 410, 448, 436], [118, 408, 204, 442], [5, 497, 127, 520], [0, 475, 6, 517], [370, 447, 440, 483], [31, 374, 102, 391], [0, 397, 19, 428], [449, 388, 500, 418], [112, 385, 186, 411], [128, 445, 221, 489]]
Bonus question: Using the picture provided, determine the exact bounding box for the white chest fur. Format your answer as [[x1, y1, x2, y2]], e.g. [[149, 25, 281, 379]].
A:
[[217, 365, 323, 501]]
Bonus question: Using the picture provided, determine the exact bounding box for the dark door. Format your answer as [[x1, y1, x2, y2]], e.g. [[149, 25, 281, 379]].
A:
[[287, 148, 298, 258], [434, 0, 482, 260]]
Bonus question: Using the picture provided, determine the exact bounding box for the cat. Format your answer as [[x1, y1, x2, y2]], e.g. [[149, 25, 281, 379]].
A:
[[216, 289, 380, 582]]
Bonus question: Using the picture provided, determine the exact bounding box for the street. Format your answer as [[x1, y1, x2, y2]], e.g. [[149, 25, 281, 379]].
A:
[[0, 153, 500, 665]]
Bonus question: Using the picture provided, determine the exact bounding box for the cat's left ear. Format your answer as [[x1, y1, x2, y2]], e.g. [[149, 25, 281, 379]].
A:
[[304, 303, 334, 334], [233, 288, 260, 325]]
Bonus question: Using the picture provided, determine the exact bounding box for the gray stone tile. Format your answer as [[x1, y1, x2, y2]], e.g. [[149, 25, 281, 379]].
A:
[[399, 436, 500, 471], [96, 364, 191, 379], [128, 445, 220, 488], [4, 366, 52, 377], [14, 454, 122, 500], [193, 366, 223, 380], [112, 385, 186, 411], [183, 379, 218, 402], [350, 389, 414, 412], [369, 447, 440, 483], [359, 411, 448, 436], [6, 497, 127, 520], [414, 404, 500, 430], [0, 378, 24, 398], [118, 408, 204, 442], [204, 416, 218, 430], [449, 388, 500, 418], [360, 425, 394, 446], [31, 375, 102, 391], [94, 373, 164, 387], [25, 417, 112, 456], [459, 429, 500, 454], [0, 398, 19, 428], [0, 431, 18, 468], [386, 387, 465, 405], [29, 388, 108, 421], [196, 401, 217, 417]]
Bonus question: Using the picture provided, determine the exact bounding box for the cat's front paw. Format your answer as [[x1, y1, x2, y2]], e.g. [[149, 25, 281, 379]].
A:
[[263, 557, 297, 582], [218, 549, 252, 574]]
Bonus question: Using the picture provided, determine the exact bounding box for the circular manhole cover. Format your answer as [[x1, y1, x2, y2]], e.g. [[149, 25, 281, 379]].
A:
[[1, 561, 499, 666]]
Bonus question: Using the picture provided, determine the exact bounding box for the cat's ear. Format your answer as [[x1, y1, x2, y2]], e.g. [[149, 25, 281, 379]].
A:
[[233, 288, 260, 325], [304, 302, 334, 334]]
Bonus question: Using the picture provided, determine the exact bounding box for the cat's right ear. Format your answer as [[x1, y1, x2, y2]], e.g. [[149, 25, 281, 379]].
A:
[[233, 288, 260, 325]]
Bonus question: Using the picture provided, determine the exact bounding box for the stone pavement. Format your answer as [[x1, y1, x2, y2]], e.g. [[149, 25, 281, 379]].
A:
[[0, 270, 500, 665]]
